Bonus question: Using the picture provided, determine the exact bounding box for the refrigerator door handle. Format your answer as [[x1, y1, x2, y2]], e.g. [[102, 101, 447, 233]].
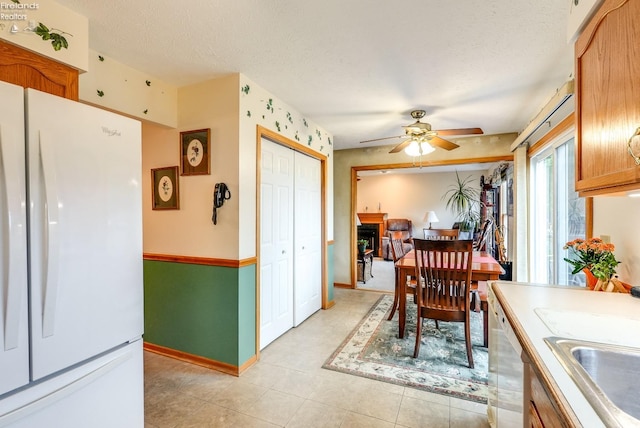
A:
[[0, 126, 26, 350], [0, 347, 133, 426], [39, 134, 60, 338]]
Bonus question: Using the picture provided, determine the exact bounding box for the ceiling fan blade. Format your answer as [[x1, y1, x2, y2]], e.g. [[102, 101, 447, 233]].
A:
[[389, 139, 412, 153], [435, 128, 483, 136], [429, 136, 459, 151], [360, 135, 404, 144]]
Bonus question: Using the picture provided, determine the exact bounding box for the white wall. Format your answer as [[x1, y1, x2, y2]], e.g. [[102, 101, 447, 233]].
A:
[[142, 73, 333, 260], [357, 170, 484, 237], [142, 75, 239, 258], [593, 196, 640, 286], [80, 50, 178, 128]]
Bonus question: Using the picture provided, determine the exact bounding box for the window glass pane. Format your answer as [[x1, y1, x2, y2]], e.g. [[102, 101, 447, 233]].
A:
[[530, 135, 586, 286], [560, 138, 586, 285], [531, 152, 553, 283]]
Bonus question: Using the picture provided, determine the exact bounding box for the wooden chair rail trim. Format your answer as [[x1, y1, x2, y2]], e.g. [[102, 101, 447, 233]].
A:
[[143, 253, 257, 268]]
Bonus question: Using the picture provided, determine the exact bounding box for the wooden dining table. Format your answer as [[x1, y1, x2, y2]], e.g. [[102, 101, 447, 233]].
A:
[[394, 249, 504, 343]]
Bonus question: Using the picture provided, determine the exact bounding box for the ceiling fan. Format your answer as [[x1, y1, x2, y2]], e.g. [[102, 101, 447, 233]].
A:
[[360, 110, 484, 154]]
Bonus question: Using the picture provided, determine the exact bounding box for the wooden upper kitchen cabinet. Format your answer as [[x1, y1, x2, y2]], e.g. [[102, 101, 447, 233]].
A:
[[0, 40, 78, 100], [575, 0, 640, 196]]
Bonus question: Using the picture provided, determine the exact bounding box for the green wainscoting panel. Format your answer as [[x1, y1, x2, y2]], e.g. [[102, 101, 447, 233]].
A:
[[144, 260, 257, 367], [237, 264, 256, 364], [328, 243, 335, 303]]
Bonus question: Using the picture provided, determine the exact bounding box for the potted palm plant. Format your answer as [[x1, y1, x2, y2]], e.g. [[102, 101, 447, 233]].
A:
[[442, 171, 481, 239]]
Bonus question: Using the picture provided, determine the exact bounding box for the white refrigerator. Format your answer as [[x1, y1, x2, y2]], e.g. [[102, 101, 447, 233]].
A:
[[0, 81, 144, 427]]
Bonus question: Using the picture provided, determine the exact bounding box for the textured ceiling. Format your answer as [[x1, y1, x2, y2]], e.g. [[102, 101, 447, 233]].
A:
[[55, 0, 575, 150]]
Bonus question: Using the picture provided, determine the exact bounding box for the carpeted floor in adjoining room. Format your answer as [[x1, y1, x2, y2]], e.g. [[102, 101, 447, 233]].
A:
[[357, 257, 396, 293]]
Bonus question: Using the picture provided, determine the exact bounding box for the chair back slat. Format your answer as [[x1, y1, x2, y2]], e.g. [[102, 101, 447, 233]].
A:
[[423, 228, 459, 240], [389, 237, 406, 262], [411, 238, 475, 367], [413, 238, 473, 313]]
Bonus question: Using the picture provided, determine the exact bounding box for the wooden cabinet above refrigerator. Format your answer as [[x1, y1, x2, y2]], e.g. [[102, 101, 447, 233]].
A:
[[0, 41, 78, 100], [575, 0, 640, 196]]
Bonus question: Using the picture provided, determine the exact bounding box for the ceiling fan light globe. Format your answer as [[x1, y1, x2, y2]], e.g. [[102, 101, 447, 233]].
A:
[[420, 142, 435, 155], [404, 141, 434, 156], [404, 141, 421, 157]]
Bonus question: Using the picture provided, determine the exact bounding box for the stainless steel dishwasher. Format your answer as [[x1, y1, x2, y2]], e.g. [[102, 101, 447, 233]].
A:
[[487, 282, 527, 427]]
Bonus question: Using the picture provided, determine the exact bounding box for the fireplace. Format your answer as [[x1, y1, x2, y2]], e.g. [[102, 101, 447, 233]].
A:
[[357, 224, 379, 254], [357, 213, 387, 257]]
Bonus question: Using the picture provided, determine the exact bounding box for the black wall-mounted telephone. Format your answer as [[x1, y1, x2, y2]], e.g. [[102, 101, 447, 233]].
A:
[[212, 182, 231, 225]]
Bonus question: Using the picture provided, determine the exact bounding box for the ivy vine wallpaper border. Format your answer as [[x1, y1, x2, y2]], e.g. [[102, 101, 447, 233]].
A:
[[240, 81, 332, 157], [9, 0, 71, 51]]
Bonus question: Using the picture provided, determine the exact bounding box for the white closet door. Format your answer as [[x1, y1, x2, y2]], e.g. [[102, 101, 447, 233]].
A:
[[259, 139, 294, 350], [293, 151, 322, 326]]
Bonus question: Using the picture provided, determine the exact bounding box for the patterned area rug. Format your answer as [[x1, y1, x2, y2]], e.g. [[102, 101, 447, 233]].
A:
[[322, 294, 488, 403]]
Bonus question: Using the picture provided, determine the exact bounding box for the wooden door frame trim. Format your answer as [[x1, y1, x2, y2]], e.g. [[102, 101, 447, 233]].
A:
[[255, 125, 328, 358], [351, 155, 514, 288]]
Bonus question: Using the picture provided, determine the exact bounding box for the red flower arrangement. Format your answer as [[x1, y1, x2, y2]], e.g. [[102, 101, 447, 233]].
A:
[[563, 237, 629, 292], [564, 237, 619, 281]]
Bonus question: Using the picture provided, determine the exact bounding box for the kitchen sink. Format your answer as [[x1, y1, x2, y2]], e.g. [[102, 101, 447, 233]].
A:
[[545, 337, 640, 428]]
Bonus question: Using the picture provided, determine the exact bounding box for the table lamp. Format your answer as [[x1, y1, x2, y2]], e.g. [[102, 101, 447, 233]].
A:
[[424, 211, 439, 229]]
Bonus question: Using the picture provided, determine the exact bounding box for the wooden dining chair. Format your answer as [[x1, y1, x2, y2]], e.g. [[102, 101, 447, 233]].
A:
[[387, 237, 416, 320], [423, 228, 459, 240], [412, 238, 474, 368]]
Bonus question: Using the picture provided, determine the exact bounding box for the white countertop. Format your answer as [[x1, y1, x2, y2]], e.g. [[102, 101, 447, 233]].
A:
[[491, 281, 640, 427]]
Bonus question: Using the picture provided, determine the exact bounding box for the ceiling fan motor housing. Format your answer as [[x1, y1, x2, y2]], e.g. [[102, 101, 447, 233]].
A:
[[404, 110, 433, 135], [410, 110, 426, 120]]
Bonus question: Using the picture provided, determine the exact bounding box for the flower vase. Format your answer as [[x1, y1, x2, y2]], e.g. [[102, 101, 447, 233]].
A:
[[585, 269, 631, 293], [582, 268, 597, 290], [593, 278, 614, 292], [593, 277, 631, 293]]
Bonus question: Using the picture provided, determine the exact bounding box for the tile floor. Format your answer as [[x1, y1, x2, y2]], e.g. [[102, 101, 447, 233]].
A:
[[144, 288, 490, 427]]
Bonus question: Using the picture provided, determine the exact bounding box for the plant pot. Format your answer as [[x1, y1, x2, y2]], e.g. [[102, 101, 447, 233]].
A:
[[358, 244, 367, 254], [593, 277, 631, 293], [458, 231, 473, 240], [582, 268, 597, 290], [499, 261, 512, 281]]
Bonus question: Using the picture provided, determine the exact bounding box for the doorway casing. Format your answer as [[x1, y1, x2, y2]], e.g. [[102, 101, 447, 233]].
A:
[[255, 126, 329, 358], [349, 156, 514, 288]]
